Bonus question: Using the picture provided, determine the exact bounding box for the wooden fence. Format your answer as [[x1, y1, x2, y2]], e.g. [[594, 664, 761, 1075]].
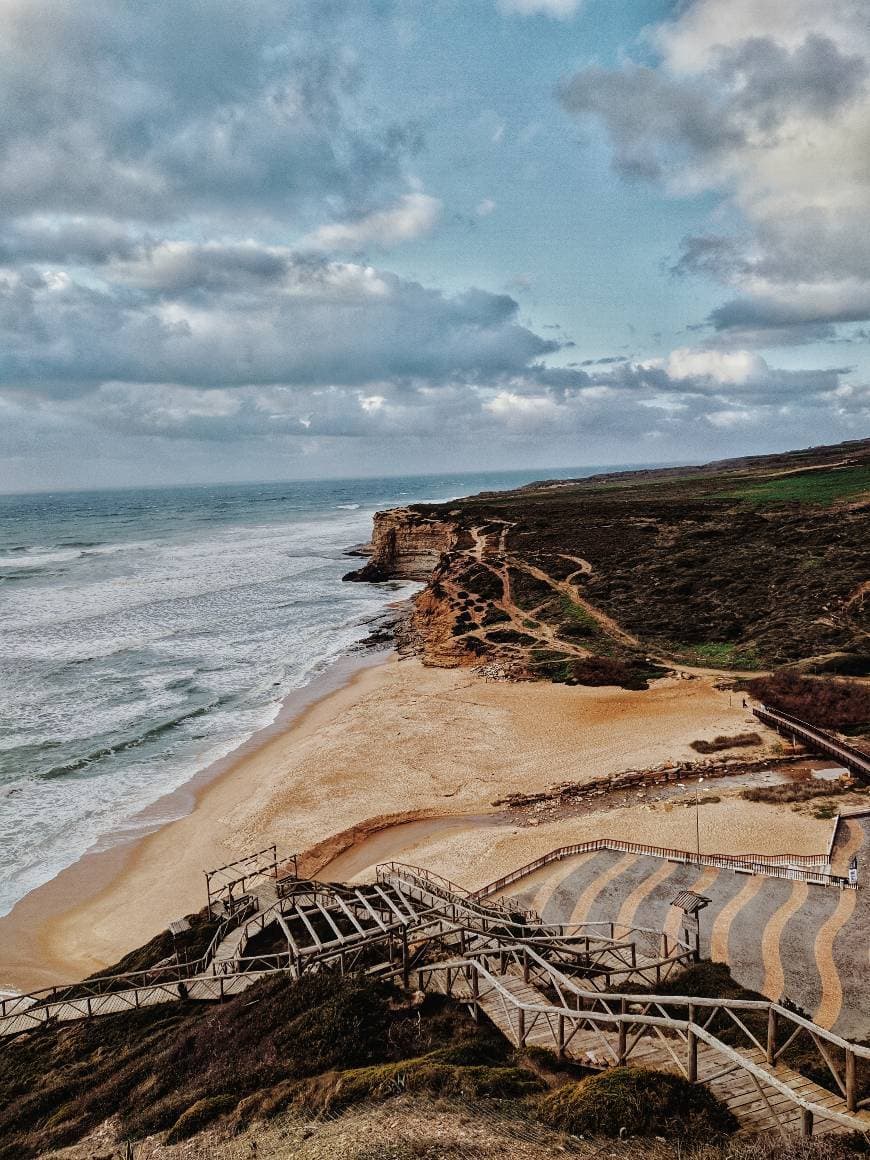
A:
[[472, 834, 856, 899], [754, 705, 870, 784]]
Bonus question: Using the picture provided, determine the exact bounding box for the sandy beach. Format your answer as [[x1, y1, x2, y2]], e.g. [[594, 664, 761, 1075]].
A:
[[0, 653, 829, 991]]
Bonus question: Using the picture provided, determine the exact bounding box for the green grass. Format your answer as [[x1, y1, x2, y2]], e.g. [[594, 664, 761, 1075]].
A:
[[536, 1066, 737, 1141], [560, 597, 598, 627], [670, 642, 762, 670], [714, 466, 870, 506]]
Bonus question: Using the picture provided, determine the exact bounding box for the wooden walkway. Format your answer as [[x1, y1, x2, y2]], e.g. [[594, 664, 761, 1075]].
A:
[[754, 705, 870, 784], [422, 950, 870, 1139], [3, 858, 869, 1141]]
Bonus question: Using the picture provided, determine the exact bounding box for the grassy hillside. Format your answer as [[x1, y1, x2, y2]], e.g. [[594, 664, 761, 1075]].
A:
[[2, 969, 743, 1158], [405, 438, 870, 680]]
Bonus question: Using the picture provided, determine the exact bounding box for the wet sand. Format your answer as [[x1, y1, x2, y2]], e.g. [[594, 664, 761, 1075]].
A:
[[0, 653, 797, 991]]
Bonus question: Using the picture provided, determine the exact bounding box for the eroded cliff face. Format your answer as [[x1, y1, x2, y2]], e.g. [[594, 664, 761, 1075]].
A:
[[343, 507, 457, 583]]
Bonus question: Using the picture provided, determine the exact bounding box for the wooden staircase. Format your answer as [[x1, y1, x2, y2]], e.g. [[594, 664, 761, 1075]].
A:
[[410, 946, 870, 1140]]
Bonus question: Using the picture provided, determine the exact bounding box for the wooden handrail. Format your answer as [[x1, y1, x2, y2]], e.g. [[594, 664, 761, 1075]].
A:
[[415, 951, 870, 1132], [471, 834, 855, 900], [754, 705, 870, 783]]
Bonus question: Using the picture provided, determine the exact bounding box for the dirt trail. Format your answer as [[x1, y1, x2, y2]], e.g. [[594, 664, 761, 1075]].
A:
[[449, 524, 636, 658], [444, 523, 776, 680], [505, 554, 643, 650]]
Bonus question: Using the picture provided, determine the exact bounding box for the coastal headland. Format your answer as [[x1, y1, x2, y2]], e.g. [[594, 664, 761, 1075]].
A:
[[1, 437, 867, 996]]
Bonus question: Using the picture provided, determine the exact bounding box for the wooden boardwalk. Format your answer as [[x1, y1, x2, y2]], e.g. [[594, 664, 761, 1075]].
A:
[[754, 705, 870, 784], [423, 953, 870, 1139], [3, 858, 869, 1141]]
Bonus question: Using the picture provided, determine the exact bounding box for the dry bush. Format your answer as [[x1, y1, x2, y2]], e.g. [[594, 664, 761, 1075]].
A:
[[745, 672, 870, 734], [691, 733, 761, 753]]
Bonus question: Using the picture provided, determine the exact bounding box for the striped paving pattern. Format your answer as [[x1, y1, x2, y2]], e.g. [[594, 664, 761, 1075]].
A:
[[497, 816, 870, 1038]]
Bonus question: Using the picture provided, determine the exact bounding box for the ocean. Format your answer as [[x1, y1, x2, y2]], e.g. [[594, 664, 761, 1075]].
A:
[[0, 467, 609, 918]]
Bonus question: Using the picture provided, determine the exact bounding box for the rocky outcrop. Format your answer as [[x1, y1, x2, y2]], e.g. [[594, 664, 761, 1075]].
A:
[[343, 507, 457, 583]]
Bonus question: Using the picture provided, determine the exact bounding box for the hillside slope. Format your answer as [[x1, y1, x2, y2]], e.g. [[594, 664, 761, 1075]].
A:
[[347, 438, 870, 682]]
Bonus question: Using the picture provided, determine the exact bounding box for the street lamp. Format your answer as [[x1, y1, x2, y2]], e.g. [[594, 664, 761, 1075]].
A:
[[695, 776, 704, 862]]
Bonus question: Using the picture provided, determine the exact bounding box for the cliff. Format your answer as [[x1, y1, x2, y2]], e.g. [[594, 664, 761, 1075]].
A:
[[343, 506, 457, 582], [344, 437, 870, 684]]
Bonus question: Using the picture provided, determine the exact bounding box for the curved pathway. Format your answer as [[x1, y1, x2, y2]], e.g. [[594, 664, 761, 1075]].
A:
[[495, 816, 870, 1037], [709, 875, 765, 963], [761, 881, 809, 1002], [814, 889, 857, 1029]]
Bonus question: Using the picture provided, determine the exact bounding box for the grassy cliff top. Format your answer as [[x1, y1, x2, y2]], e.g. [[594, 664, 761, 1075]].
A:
[[399, 438, 869, 679]]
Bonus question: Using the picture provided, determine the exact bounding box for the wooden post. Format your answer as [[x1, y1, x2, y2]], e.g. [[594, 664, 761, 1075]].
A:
[[687, 1004, 698, 1083], [523, 948, 530, 984], [846, 1049, 857, 1112], [801, 1108, 814, 1137], [471, 967, 480, 1022], [766, 1007, 778, 1066], [401, 927, 410, 990], [617, 998, 627, 1064], [517, 1008, 526, 1047], [558, 1014, 566, 1059]]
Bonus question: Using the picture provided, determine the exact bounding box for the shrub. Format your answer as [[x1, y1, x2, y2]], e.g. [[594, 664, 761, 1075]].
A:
[[744, 672, 870, 734], [535, 1066, 737, 1140], [742, 782, 845, 804], [165, 1094, 238, 1143], [313, 1054, 545, 1112], [690, 733, 761, 754], [567, 656, 666, 691]]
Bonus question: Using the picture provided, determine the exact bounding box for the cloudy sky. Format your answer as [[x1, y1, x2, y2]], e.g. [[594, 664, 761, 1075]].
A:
[[1, 0, 868, 491]]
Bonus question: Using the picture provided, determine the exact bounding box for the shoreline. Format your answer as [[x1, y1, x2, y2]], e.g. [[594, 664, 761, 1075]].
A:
[[0, 646, 392, 992], [0, 652, 831, 993]]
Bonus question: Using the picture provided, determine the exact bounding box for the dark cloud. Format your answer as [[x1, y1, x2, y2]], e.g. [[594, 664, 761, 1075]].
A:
[[0, 218, 143, 265], [561, 32, 864, 181], [708, 297, 870, 332], [560, 65, 739, 181], [0, 0, 413, 223], [717, 34, 867, 128], [0, 255, 558, 396]]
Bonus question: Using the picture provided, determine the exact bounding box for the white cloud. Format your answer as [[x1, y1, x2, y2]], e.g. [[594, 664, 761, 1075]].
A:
[[484, 390, 561, 419], [498, 0, 583, 17], [658, 348, 768, 385], [707, 408, 757, 427], [302, 192, 442, 251], [562, 0, 870, 339], [476, 198, 497, 217]]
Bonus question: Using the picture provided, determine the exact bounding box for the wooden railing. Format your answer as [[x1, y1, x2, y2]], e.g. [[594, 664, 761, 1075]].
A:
[[415, 943, 870, 1132], [754, 705, 870, 784], [377, 862, 542, 924], [471, 835, 856, 899], [377, 862, 533, 919]]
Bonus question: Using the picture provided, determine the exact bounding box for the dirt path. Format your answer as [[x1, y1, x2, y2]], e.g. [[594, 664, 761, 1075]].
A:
[[506, 554, 643, 650], [437, 522, 776, 682]]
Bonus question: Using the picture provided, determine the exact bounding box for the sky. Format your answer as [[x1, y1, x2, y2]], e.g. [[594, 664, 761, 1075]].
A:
[[1, 0, 869, 492]]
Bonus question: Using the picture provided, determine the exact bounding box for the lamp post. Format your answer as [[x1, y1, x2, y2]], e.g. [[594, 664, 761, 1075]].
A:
[[695, 776, 704, 862]]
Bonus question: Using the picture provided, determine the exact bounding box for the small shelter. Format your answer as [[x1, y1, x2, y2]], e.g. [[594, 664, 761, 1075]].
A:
[[670, 889, 711, 959]]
